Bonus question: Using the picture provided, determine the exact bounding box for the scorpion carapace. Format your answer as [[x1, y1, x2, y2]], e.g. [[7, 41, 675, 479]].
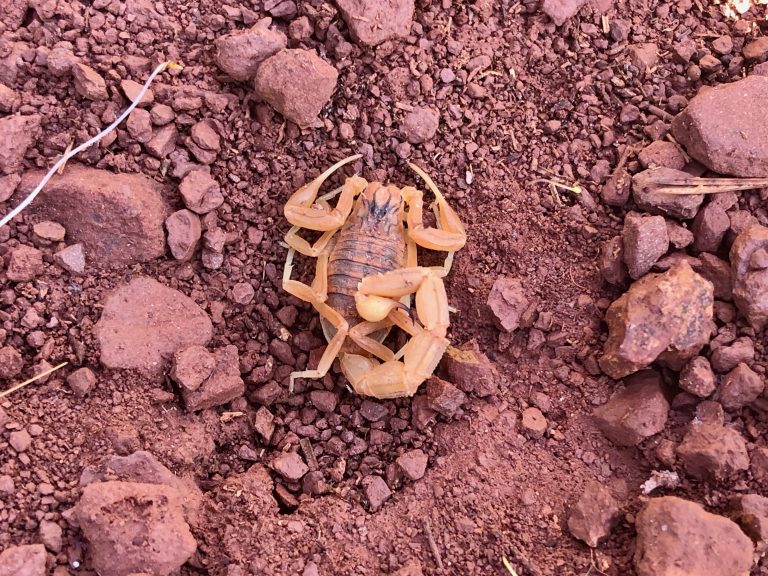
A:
[[282, 154, 467, 399]]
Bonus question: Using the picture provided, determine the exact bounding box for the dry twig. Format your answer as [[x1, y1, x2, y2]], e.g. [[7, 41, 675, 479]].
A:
[[0, 362, 68, 400]]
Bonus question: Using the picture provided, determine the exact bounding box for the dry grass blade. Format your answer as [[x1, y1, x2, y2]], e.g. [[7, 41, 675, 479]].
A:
[[0, 362, 68, 399], [644, 173, 768, 195]]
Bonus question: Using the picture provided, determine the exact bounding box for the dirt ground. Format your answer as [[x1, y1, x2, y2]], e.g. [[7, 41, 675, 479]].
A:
[[2, 0, 768, 575]]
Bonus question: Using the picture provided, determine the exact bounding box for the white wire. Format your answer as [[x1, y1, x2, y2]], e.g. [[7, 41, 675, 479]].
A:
[[0, 60, 177, 229]]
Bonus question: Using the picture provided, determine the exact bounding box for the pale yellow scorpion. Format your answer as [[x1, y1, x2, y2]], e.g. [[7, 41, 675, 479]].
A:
[[282, 155, 466, 399]]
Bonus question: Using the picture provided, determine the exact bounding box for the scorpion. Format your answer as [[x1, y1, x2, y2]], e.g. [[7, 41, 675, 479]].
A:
[[282, 154, 466, 399]]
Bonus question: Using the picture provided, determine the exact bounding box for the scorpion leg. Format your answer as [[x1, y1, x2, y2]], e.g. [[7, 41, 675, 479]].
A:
[[283, 245, 347, 392]]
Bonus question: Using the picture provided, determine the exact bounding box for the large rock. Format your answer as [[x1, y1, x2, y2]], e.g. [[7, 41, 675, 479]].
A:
[[599, 262, 714, 378], [729, 224, 768, 331], [671, 76, 768, 177], [593, 370, 669, 446], [335, 0, 414, 46], [0, 544, 47, 576], [635, 497, 753, 576], [214, 17, 286, 81], [0, 114, 41, 175], [0, 0, 29, 31], [632, 167, 704, 220], [94, 277, 213, 375], [677, 422, 750, 481], [68, 481, 197, 576], [253, 49, 338, 127], [17, 166, 168, 266]]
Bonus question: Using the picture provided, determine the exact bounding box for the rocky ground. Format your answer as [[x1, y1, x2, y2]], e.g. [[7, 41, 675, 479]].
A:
[[1, 0, 768, 575]]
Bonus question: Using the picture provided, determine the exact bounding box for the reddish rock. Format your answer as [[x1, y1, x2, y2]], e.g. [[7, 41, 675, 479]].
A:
[[179, 170, 224, 215], [171, 345, 215, 392], [541, 0, 587, 25], [190, 120, 221, 152], [733, 494, 768, 548], [678, 356, 716, 398], [629, 42, 659, 74], [127, 108, 153, 143], [411, 395, 437, 430], [214, 17, 286, 80], [692, 203, 729, 254], [671, 76, 768, 177], [635, 497, 753, 576], [600, 263, 714, 378], [69, 481, 197, 576], [39, 520, 62, 553], [632, 167, 704, 220], [309, 390, 337, 412], [0, 83, 19, 113], [0, 346, 23, 379], [335, 0, 414, 46], [719, 363, 764, 410], [711, 337, 755, 373], [72, 63, 108, 101], [0, 173, 21, 202], [487, 276, 529, 332], [599, 236, 628, 285], [253, 49, 338, 127], [0, 114, 40, 175], [150, 103, 175, 126], [121, 78, 154, 106], [622, 212, 669, 279], [362, 474, 392, 511], [9, 428, 32, 452], [425, 377, 466, 418], [567, 482, 622, 547], [521, 407, 547, 438], [47, 46, 78, 77], [95, 277, 213, 375], [0, 544, 47, 576], [182, 345, 244, 411], [53, 243, 86, 274], [692, 253, 732, 300], [400, 107, 439, 144], [32, 220, 66, 241], [67, 367, 97, 397], [750, 447, 768, 483], [145, 124, 178, 158], [730, 224, 768, 330], [17, 166, 168, 266], [396, 449, 428, 481], [252, 406, 275, 443], [666, 221, 694, 249], [638, 141, 687, 170], [593, 370, 669, 446], [744, 37, 768, 62], [165, 209, 201, 261], [441, 339, 499, 397], [271, 451, 308, 481], [6, 245, 43, 282], [677, 423, 749, 481]]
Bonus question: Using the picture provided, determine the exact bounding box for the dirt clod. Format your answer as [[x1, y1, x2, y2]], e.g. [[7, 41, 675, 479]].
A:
[[69, 481, 197, 576], [442, 340, 499, 397], [362, 474, 392, 512], [0, 544, 47, 576], [567, 481, 622, 548], [521, 407, 547, 439], [6, 244, 43, 282], [214, 18, 286, 81], [677, 423, 749, 481], [678, 356, 716, 398], [335, 0, 414, 46], [179, 170, 224, 215], [182, 345, 244, 411], [425, 377, 466, 418], [400, 107, 440, 144], [165, 209, 202, 261], [593, 370, 669, 446], [72, 63, 108, 101], [719, 363, 764, 411], [396, 449, 428, 481], [53, 243, 85, 274], [622, 211, 669, 279], [66, 367, 96, 397], [271, 451, 309, 481], [487, 276, 529, 332], [0, 114, 40, 175], [729, 224, 768, 331], [95, 277, 213, 375]]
